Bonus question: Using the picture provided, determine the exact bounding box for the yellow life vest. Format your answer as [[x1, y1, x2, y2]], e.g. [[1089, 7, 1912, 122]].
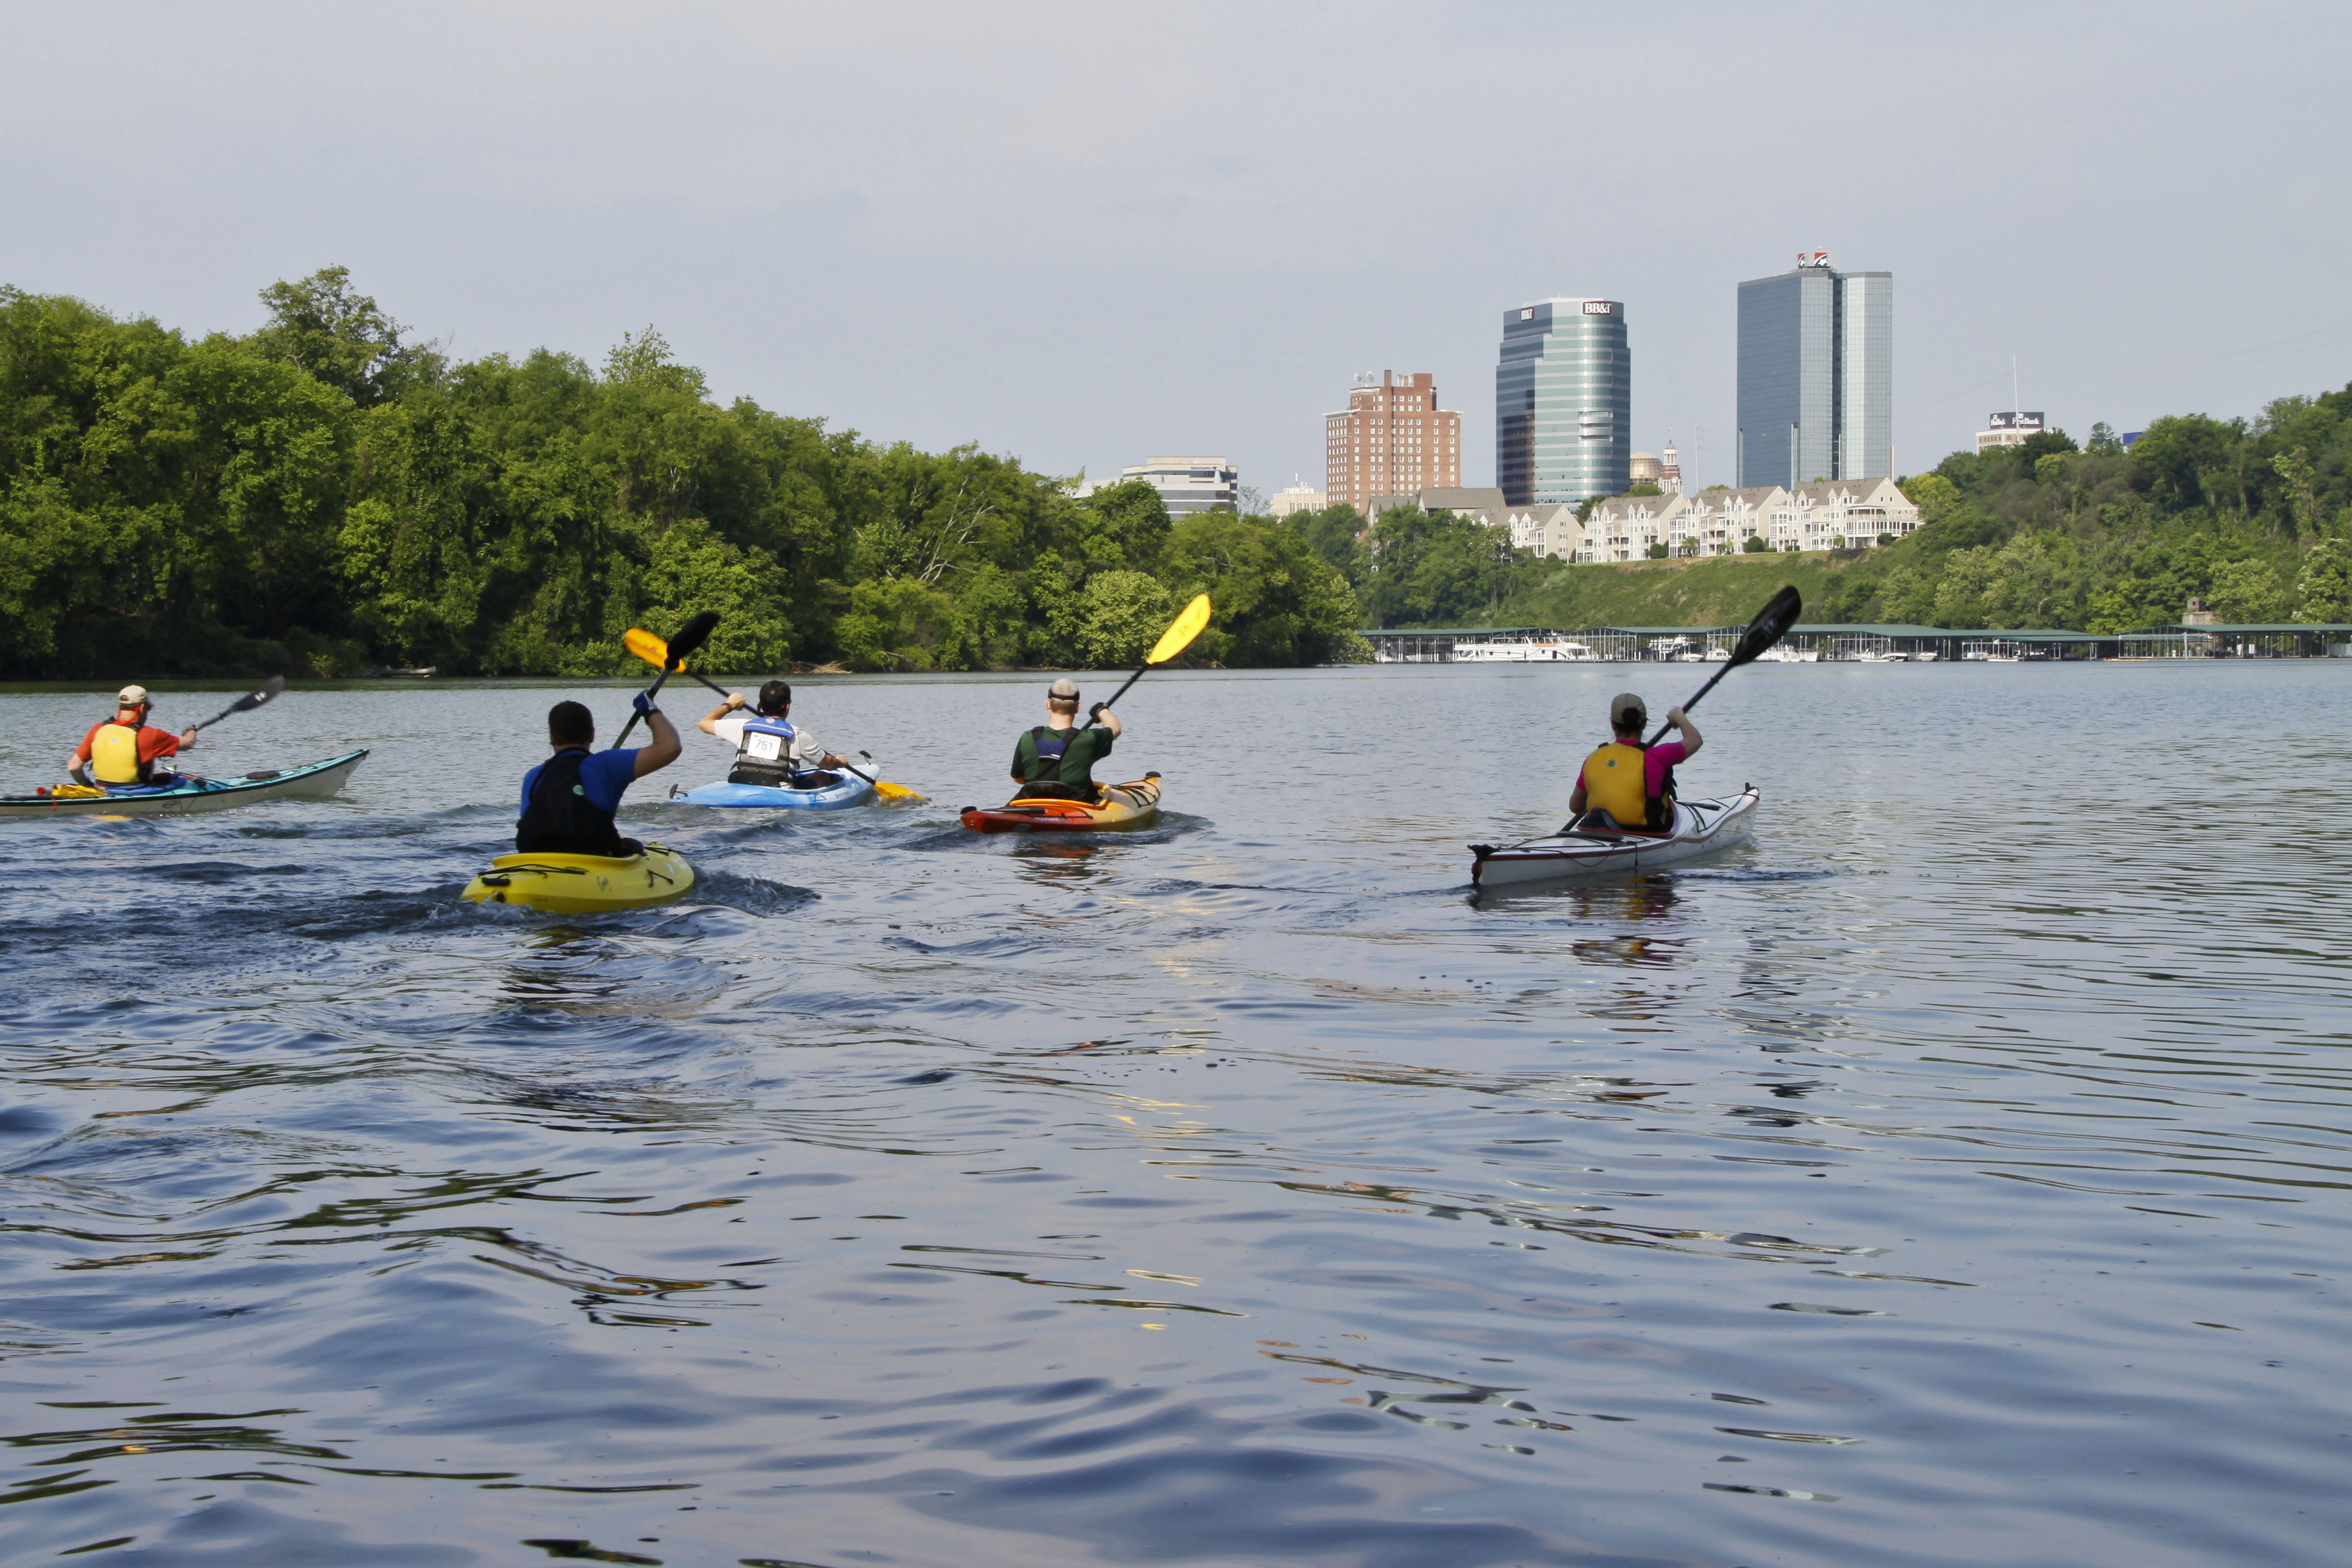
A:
[[89, 722, 149, 784], [1580, 742, 1657, 828]]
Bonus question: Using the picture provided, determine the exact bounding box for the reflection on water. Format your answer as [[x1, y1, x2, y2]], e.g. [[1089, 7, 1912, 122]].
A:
[[0, 662, 2348, 1566]]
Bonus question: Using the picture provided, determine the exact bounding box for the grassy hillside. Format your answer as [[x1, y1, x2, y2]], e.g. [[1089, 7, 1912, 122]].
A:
[[1492, 552, 1858, 629]]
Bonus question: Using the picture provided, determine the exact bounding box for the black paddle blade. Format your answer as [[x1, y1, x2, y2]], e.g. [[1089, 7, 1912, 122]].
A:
[[233, 676, 286, 713], [664, 611, 722, 668], [1731, 585, 1803, 666]]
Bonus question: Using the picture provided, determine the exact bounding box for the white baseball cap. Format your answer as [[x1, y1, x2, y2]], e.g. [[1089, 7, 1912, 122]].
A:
[[116, 685, 150, 708]]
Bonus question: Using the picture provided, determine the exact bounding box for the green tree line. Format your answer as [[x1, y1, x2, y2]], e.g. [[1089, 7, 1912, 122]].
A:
[[1818, 401, 2352, 629], [0, 270, 1370, 678]]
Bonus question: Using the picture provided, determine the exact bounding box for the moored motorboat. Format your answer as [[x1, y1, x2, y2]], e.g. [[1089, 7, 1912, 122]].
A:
[[1469, 787, 1759, 888], [461, 845, 695, 913], [0, 750, 369, 819], [670, 771, 875, 810], [961, 773, 1163, 833]]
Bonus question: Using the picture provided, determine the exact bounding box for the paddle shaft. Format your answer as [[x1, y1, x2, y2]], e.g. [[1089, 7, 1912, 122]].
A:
[[669, 665, 884, 789], [1087, 664, 1149, 725], [1645, 662, 1737, 747], [190, 676, 285, 733], [1642, 586, 1800, 747], [610, 667, 676, 748]]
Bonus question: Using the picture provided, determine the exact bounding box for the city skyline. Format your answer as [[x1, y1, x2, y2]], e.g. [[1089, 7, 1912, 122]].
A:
[[4, 6, 2344, 502]]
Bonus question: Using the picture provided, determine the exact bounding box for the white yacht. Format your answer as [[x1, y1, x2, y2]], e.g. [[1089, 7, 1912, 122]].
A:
[[1455, 639, 1598, 663]]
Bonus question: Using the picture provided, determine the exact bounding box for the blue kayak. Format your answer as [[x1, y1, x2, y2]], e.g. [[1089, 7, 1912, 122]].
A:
[[669, 771, 875, 811]]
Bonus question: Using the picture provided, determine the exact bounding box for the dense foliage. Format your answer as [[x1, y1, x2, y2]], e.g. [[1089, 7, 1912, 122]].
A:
[[1814, 401, 2352, 629], [0, 272, 1369, 677], [1282, 501, 1537, 629], [1488, 386, 2352, 633]]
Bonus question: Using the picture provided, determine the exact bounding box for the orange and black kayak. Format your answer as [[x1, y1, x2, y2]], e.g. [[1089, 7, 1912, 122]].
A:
[[960, 773, 1162, 833]]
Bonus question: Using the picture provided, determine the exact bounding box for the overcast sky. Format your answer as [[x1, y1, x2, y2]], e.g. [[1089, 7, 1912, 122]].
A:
[[6, 1, 2348, 495]]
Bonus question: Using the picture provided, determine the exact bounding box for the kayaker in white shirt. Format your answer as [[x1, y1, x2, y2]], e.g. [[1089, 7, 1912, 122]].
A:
[[698, 680, 849, 783]]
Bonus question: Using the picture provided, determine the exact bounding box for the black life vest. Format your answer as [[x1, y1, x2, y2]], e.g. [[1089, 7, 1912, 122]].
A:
[[516, 748, 626, 855], [1029, 724, 1098, 784]]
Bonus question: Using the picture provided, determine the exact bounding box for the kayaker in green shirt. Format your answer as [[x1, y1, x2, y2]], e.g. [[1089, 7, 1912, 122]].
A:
[[1011, 677, 1122, 801]]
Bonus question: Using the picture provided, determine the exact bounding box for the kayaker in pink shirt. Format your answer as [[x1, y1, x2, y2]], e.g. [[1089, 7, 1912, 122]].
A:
[[1568, 691, 1703, 833]]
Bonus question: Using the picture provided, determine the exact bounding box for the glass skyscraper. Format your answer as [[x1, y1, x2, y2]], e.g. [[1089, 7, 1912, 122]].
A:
[[1494, 298, 1629, 507], [1736, 260, 1892, 488]]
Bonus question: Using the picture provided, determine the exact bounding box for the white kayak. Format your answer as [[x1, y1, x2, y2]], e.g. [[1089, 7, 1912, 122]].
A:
[[1469, 787, 1760, 888]]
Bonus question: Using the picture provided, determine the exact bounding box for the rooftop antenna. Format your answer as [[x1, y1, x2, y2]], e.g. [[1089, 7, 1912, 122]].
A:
[[2013, 354, 2021, 420]]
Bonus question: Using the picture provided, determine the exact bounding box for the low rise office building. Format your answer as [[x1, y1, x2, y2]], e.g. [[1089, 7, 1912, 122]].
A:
[[1976, 412, 2047, 453], [1268, 483, 1325, 518], [1121, 456, 1239, 516]]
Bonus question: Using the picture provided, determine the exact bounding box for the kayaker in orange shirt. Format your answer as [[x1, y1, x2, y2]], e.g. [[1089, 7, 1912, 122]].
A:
[[68, 686, 199, 787]]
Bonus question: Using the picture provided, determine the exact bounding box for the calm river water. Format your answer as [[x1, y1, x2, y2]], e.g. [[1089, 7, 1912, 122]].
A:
[[1, 661, 2347, 1567]]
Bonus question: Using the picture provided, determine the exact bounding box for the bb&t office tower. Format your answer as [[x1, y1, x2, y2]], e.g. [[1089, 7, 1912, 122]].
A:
[[1495, 298, 1630, 508], [1736, 254, 1892, 488]]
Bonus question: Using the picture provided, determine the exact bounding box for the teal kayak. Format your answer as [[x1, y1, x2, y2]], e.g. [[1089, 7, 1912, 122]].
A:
[[0, 751, 369, 819]]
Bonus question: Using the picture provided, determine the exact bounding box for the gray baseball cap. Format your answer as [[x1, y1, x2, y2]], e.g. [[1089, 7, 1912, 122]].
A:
[[1610, 692, 1647, 730], [1048, 678, 1080, 699]]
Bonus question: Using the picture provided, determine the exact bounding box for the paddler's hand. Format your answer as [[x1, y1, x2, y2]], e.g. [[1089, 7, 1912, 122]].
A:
[[633, 690, 659, 717], [178, 728, 198, 748], [821, 752, 847, 769], [1665, 706, 1687, 727], [724, 693, 747, 711]]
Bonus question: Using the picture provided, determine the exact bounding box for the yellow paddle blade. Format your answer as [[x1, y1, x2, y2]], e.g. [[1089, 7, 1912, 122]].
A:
[[622, 628, 671, 669], [1148, 594, 1212, 665], [872, 780, 926, 802]]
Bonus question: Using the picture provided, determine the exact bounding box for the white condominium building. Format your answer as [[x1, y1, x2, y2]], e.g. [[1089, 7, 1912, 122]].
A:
[[1576, 481, 1922, 559], [1764, 479, 1920, 549], [1581, 492, 1693, 561], [1676, 486, 1786, 554], [1504, 503, 1586, 560]]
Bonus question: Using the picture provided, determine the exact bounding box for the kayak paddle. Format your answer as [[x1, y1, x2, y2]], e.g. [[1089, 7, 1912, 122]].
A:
[[621, 627, 923, 801], [190, 675, 286, 733], [613, 611, 719, 748], [1084, 592, 1212, 725], [1645, 585, 1801, 746]]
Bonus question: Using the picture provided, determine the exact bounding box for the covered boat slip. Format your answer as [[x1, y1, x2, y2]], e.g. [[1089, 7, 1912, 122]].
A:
[[1363, 621, 2352, 664], [2116, 623, 2352, 659]]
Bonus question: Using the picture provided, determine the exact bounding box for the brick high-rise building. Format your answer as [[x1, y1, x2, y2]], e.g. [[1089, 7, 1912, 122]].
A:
[[1324, 371, 1460, 513]]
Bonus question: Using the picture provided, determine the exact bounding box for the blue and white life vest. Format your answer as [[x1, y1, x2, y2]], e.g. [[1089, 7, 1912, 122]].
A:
[[735, 714, 797, 765]]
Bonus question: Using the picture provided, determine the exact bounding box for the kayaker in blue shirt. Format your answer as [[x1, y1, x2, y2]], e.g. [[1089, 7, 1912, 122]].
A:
[[516, 697, 681, 856]]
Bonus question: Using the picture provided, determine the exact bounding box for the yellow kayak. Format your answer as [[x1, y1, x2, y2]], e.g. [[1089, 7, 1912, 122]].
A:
[[961, 773, 1162, 833], [462, 845, 695, 913]]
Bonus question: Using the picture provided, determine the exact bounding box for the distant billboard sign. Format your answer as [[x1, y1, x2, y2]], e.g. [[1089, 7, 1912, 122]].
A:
[[1581, 301, 1613, 315], [1987, 412, 2046, 430], [1797, 252, 1832, 268]]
